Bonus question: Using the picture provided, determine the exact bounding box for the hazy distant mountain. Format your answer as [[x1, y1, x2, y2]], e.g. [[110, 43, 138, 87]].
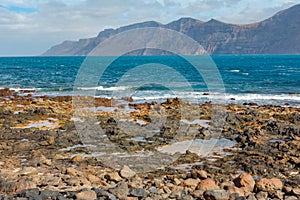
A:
[[43, 4, 300, 55]]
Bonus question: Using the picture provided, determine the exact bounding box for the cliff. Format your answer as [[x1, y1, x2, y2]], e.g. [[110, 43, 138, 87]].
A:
[[43, 4, 300, 55]]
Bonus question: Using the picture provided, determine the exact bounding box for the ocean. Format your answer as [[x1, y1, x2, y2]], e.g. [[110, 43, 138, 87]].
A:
[[0, 55, 299, 107]]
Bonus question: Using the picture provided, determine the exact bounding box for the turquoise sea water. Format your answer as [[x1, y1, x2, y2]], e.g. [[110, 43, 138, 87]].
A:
[[0, 55, 299, 106]]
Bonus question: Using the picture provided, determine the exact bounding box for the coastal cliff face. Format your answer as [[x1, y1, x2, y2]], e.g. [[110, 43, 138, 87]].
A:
[[42, 4, 300, 56]]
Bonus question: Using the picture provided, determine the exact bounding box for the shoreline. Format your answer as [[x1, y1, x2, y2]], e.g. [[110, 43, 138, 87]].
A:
[[1, 86, 300, 108], [0, 88, 299, 199]]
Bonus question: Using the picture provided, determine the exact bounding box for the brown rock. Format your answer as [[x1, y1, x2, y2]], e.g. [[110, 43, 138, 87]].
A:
[[285, 196, 299, 200], [86, 174, 101, 183], [66, 167, 82, 176], [182, 178, 200, 189], [290, 156, 300, 164], [196, 170, 208, 179], [292, 187, 300, 196], [106, 172, 123, 182], [228, 186, 244, 197], [192, 190, 204, 198], [72, 155, 83, 162], [44, 175, 61, 187], [14, 141, 34, 151], [128, 176, 143, 188], [126, 197, 138, 200], [120, 165, 136, 179], [197, 178, 219, 190], [39, 154, 52, 166], [28, 154, 52, 167], [272, 190, 284, 199], [163, 186, 171, 194], [283, 186, 293, 193], [234, 173, 255, 192], [64, 177, 91, 187], [229, 193, 239, 200], [173, 178, 181, 185], [47, 136, 55, 145], [19, 167, 39, 176], [256, 178, 283, 192], [75, 189, 97, 200], [0, 178, 36, 194]]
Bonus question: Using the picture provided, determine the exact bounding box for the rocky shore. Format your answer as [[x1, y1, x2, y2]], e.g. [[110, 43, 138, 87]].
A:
[[0, 88, 299, 200]]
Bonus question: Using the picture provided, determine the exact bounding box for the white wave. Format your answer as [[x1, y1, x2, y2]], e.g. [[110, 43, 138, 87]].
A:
[[0, 87, 37, 92], [132, 95, 175, 101], [130, 91, 300, 102], [224, 94, 300, 101], [117, 91, 300, 107], [77, 86, 130, 91]]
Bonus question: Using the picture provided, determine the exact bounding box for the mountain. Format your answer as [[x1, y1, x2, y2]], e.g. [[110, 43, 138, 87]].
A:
[[43, 4, 300, 55]]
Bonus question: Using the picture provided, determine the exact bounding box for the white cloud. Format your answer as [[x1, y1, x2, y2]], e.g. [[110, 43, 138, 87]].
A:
[[0, 0, 299, 55]]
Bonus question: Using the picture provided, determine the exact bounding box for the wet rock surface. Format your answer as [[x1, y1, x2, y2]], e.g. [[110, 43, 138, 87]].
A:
[[0, 91, 299, 199]]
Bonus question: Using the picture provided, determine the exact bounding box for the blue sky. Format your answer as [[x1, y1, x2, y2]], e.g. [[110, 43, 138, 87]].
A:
[[0, 0, 299, 56], [0, 5, 38, 13]]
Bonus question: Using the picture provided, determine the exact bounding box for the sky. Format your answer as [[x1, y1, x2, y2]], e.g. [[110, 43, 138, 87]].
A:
[[0, 0, 299, 56]]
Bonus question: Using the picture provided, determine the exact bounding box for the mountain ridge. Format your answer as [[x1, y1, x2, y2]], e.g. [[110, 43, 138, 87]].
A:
[[43, 4, 300, 56]]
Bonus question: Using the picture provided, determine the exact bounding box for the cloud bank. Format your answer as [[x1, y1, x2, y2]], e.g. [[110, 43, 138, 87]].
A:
[[0, 0, 299, 56]]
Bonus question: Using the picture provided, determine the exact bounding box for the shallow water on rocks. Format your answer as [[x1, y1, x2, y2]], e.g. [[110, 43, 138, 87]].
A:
[[71, 152, 107, 158], [60, 144, 96, 151], [268, 139, 285, 143], [180, 119, 210, 128], [157, 138, 237, 157], [13, 119, 59, 129]]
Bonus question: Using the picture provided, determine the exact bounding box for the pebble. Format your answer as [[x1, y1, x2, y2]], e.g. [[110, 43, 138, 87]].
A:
[[182, 178, 200, 188], [255, 191, 268, 200], [228, 186, 245, 197], [192, 190, 204, 198], [246, 193, 257, 200], [126, 197, 138, 200], [93, 188, 118, 200], [66, 167, 82, 176], [120, 165, 136, 179], [197, 178, 219, 190], [106, 172, 123, 182], [284, 196, 299, 200], [72, 155, 83, 162], [40, 190, 59, 199], [109, 181, 129, 199], [173, 178, 181, 185], [234, 173, 255, 192], [130, 188, 147, 198], [197, 170, 208, 179], [256, 178, 283, 192], [203, 189, 229, 200], [148, 187, 158, 194], [236, 197, 247, 200], [75, 190, 97, 200], [292, 187, 300, 196]]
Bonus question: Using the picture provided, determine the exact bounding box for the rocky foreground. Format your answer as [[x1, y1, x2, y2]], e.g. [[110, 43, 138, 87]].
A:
[[0, 88, 299, 200]]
